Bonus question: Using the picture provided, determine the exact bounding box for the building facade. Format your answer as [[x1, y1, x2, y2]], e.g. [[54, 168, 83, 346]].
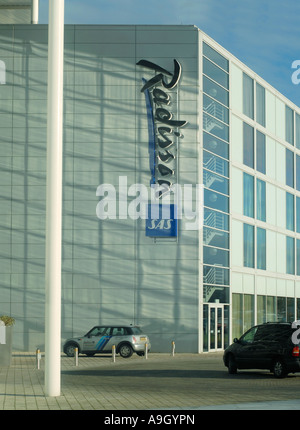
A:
[[0, 24, 300, 353]]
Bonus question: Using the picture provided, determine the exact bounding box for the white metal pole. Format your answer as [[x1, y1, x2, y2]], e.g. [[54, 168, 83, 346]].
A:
[[31, 0, 39, 24], [45, 0, 64, 398]]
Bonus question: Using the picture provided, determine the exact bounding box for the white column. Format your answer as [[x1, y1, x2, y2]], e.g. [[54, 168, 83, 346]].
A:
[[31, 0, 39, 24], [45, 0, 64, 398]]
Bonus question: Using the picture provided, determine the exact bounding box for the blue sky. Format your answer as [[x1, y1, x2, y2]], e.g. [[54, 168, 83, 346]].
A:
[[38, 0, 300, 106]]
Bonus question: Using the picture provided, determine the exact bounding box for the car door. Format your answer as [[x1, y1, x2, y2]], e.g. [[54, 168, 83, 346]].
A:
[[83, 326, 110, 352], [94, 327, 113, 352], [234, 326, 260, 369]]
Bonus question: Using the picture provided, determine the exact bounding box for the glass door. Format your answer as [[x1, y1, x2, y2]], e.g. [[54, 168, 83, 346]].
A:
[[208, 304, 224, 351]]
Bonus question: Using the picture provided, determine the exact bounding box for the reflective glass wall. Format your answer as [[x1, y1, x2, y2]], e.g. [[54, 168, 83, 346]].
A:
[[202, 42, 230, 350]]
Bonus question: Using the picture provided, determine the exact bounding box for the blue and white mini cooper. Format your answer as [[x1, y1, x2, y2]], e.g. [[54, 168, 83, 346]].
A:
[[63, 325, 151, 358]]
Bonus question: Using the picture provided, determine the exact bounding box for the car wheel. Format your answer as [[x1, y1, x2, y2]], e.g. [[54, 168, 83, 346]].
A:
[[272, 359, 287, 378], [64, 343, 78, 357], [119, 343, 133, 358], [228, 355, 237, 374]]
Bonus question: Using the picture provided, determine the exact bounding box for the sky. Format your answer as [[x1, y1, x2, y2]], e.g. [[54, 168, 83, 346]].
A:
[[38, 0, 300, 107]]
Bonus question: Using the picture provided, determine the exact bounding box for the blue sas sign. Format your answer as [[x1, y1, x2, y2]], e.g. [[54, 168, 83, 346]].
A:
[[146, 204, 177, 237]]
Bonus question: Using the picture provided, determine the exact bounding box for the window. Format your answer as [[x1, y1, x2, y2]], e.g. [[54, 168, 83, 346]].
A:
[[286, 105, 294, 145], [243, 122, 254, 168], [204, 189, 229, 213], [256, 131, 266, 174], [203, 227, 229, 249], [286, 192, 294, 231], [203, 42, 229, 72], [286, 148, 294, 188], [243, 73, 254, 119], [203, 57, 229, 89], [256, 179, 266, 222], [203, 265, 229, 285], [203, 132, 229, 159], [240, 326, 257, 344], [257, 227, 266, 270], [243, 173, 254, 218], [286, 236, 295, 275], [203, 76, 229, 107], [244, 223, 254, 268], [203, 246, 229, 267], [297, 239, 300, 275], [203, 150, 229, 177], [297, 197, 300, 234], [203, 169, 229, 195], [203, 113, 229, 142], [277, 297, 287, 322], [296, 113, 300, 150], [297, 155, 300, 191], [203, 94, 229, 124], [256, 83, 265, 127], [204, 208, 229, 231]]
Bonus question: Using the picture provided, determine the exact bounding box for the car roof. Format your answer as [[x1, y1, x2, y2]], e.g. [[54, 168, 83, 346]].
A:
[[92, 325, 139, 328]]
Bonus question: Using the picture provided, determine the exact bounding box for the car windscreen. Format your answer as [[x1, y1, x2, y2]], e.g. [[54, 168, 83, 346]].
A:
[[130, 327, 143, 335]]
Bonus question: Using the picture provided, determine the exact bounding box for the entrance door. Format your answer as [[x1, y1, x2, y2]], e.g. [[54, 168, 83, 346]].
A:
[[208, 304, 224, 351]]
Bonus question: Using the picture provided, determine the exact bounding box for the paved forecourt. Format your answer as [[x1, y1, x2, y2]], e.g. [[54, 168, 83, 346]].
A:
[[0, 352, 300, 410]]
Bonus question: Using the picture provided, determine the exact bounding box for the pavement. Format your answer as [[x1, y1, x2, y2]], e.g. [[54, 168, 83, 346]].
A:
[[0, 352, 300, 411]]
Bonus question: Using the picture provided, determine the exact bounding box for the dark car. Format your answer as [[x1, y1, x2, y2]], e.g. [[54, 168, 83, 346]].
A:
[[223, 322, 300, 378]]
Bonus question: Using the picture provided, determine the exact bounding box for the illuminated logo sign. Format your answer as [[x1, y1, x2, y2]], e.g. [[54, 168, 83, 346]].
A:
[[145, 204, 177, 237], [137, 59, 188, 237]]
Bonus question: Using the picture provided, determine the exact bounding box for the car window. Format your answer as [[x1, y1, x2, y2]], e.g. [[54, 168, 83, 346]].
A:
[[240, 326, 258, 344], [111, 327, 126, 336], [130, 327, 142, 335], [88, 327, 109, 337]]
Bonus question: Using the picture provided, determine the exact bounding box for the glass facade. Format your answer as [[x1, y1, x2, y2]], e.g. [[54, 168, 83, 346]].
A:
[[1, 25, 300, 354], [202, 42, 230, 351]]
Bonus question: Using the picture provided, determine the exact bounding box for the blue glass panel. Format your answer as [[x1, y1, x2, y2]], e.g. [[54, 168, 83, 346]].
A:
[[256, 131, 266, 174], [203, 113, 229, 142], [204, 189, 229, 213], [204, 208, 229, 231], [243, 122, 254, 168], [286, 105, 294, 145], [203, 227, 229, 249], [296, 113, 300, 150], [256, 83, 265, 127], [203, 132, 229, 159], [203, 169, 229, 195], [256, 179, 266, 222], [203, 285, 229, 303], [203, 94, 229, 124], [296, 155, 300, 191], [243, 173, 254, 218], [203, 76, 229, 107], [297, 239, 300, 276], [203, 150, 229, 177], [203, 246, 229, 267], [257, 227, 266, 270], [286, 192, 294, 231], [243, 73, 254, 120], [286, 236, 295, 275], [203, 57, 229, 89], [286, 148, 294, 188], [297, 197, 300, 233], [203, 265, 229, 285], [244, 223, 254, 268], [203, 42, 229, 72]]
